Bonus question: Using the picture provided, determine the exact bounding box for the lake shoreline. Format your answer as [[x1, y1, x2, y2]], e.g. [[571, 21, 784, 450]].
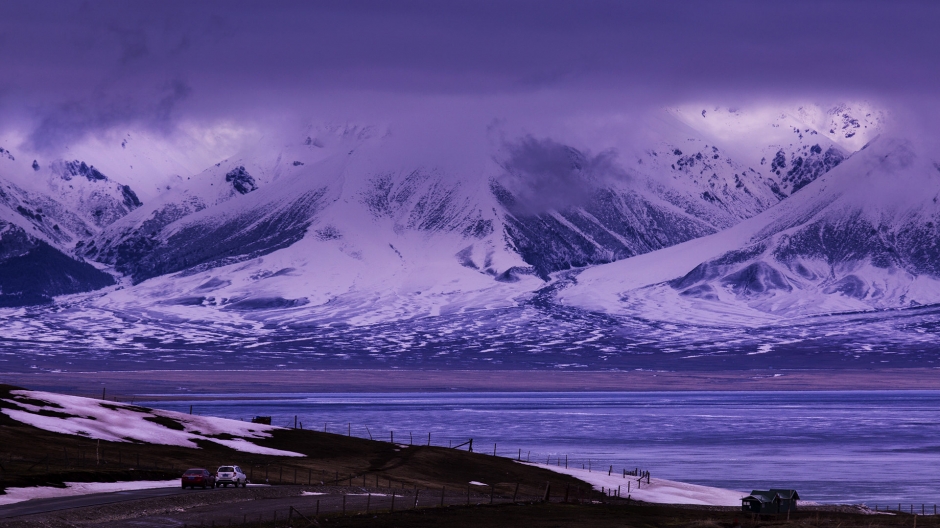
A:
[[2, 368, 938, 399]]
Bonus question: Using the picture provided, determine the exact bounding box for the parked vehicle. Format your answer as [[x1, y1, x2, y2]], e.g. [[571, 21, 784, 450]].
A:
[[181, 468, 216, 489], [215, 465, 248, 487]]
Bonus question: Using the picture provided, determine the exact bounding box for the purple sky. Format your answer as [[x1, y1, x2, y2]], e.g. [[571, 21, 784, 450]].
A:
[[2, 0, 939, 152]]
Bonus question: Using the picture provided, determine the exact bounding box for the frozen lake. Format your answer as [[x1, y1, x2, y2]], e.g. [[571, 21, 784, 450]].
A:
[[140, 391, 940, 505]]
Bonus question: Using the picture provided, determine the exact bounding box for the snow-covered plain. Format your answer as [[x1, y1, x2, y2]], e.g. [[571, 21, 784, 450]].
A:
[[0, 390, 302, 457], [525, 463, 745, 506], [0, 479, 180, 506]]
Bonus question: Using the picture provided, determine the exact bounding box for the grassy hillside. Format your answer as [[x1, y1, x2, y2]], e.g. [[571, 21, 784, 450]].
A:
[[0, 384, 586, 501]]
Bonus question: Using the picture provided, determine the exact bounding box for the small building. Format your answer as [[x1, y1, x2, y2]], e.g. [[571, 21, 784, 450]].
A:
[[251, 416, 272, 425], [742, 489, 800, 514]]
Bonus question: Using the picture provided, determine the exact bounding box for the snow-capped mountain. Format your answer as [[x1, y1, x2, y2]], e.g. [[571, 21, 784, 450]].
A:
[[0, 102, 880, 323], [559, 134, 940, 324]]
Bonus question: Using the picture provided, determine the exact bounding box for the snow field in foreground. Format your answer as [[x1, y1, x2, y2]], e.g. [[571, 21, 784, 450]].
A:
[[524, 463, 746, 506], [0, 390, 303, 457], [0, 480, 180, 506]]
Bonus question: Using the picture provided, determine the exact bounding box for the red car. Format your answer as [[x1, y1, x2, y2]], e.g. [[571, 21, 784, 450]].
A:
[[181, 468, 216, 489]]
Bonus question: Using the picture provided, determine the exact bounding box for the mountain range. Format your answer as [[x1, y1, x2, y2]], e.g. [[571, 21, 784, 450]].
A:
[[4, 101, 936, 370]]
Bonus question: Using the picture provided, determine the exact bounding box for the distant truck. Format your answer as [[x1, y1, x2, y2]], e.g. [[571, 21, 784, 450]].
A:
[[251, 416, 272, 425]]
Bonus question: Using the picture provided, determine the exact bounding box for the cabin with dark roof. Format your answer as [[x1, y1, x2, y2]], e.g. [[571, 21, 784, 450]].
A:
[[742, 489, 800, 514]]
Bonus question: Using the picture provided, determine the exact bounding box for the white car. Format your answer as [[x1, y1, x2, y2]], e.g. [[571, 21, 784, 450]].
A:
[[215, 465, 248, 487]]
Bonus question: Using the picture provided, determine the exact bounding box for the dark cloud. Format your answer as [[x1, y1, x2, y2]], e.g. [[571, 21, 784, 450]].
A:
[[1, 0, 938, 150], [24, 81, 191, 152], [499, 136, 628, 215]]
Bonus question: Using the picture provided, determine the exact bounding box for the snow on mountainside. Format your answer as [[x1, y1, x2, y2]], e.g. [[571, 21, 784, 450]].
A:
[[0, 147, 128, 306], [559, 134, 940, 323], [0, 103, 879, 317], [81, 114, 811, 322]]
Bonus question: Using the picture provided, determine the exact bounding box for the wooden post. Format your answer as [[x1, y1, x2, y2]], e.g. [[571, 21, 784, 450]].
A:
[[348, 423, 350, 436], [518, 449, 521, 461], [609, 465, 612, 476], [294, 415, 297, 429], [512, 482, 519, 503], [428, 432, 431, 446], [542, 481, 551, 502], [410, 432, 413, 445], [414, 489, 420, 509], [565, 455, 568, 468], [367, 493, 371, 512], [391, 492, 396, 511], [493, 443, 496, 456], [342, 494, 346, 515], [189, 405, 192, 415]]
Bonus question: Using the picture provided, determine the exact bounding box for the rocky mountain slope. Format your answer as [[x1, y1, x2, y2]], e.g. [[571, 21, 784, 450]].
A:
[[559, 134, 940, 324], [0, 102, 881, 317]]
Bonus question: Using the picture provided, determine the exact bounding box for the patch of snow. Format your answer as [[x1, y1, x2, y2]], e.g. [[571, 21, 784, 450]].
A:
[[468, 481, 487, 486], [0, 480, 179, 506], [0, 390, 303, 457], [522, 463, 745, 506]]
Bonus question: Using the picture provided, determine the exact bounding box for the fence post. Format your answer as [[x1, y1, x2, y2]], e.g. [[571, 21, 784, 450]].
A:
[[391, 492, 396, 511], [542, 481, 551, 502], [415, 489, 421, 509]]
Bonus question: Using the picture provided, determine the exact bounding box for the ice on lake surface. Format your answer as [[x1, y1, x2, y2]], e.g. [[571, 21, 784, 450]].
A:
[[139, 391, 940, 505]]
